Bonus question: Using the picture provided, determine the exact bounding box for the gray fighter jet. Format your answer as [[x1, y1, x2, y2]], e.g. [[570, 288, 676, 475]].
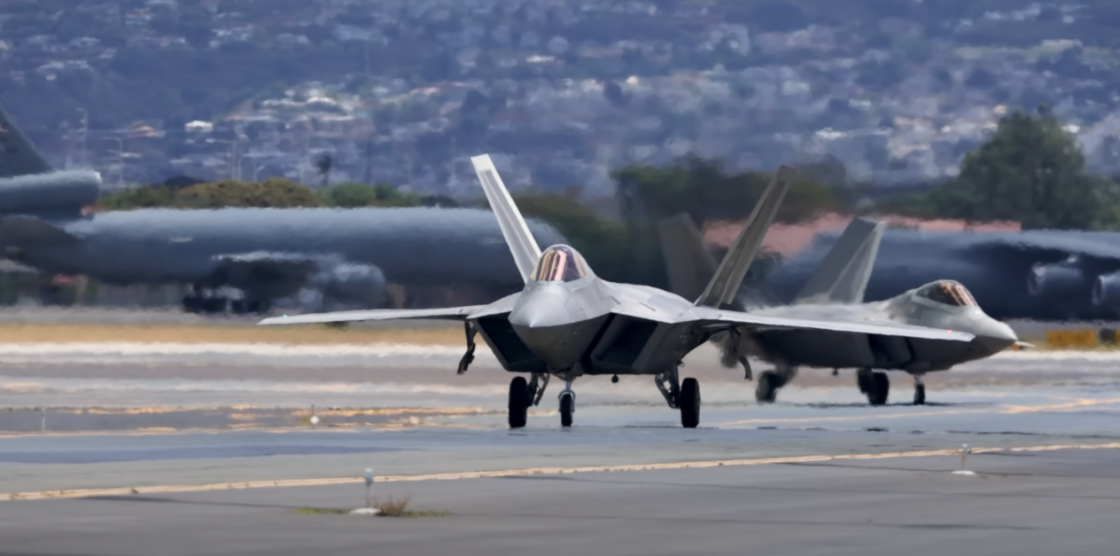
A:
[[260, 154, 1009, 429], [658, 213, 1022, 406]]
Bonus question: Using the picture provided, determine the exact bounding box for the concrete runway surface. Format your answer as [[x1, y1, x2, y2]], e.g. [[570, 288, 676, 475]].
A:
[[1, 341, 1120, 554]]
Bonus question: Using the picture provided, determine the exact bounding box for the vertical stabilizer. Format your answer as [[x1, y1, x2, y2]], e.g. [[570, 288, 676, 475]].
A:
[[695, 166, 793, 309], [470, 154, 542, 283], [793, 217, 885, 305], [0, 104, 54, 178], [657, 213, 717, 302]]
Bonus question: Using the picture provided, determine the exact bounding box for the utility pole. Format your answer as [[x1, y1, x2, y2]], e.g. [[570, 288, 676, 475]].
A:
[[107, 137, 124, 187], [364, 132, 373, 184], [75, 107, 87, 166]]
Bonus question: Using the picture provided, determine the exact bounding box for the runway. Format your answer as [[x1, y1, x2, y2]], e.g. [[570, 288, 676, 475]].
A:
[[2, 342, 1120, 554]]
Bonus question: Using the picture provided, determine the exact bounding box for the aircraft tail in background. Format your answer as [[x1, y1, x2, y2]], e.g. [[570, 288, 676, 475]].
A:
[[0, 103, 54, 178], [792, 217, 885, 305], [656, 213, 717, 303], [694, 166, 792, 310]]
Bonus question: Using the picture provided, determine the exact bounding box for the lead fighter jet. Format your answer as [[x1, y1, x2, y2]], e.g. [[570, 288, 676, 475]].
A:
[[260, 155, 995, 429]]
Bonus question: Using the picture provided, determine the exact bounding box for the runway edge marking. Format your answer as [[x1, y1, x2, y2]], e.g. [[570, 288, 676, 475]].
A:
[[6, 442, 1120, 502]]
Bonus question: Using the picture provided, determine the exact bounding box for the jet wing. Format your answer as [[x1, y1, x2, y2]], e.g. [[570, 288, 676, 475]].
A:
[[688, 305, 974, 342], [259, 305, 487, 326]]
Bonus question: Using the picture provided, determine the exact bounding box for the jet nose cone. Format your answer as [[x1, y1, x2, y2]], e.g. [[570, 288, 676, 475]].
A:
[[976, 320, 1018, 353]]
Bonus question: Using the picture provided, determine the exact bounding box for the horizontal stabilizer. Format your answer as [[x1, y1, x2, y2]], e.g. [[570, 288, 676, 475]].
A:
[[259, 305, 485, 326], [657, 213, 717, 302], [794, 217, 885, 305], [695, 165, 793, 309], [0, 215, 76, 245], [470, 154, 541, 283]]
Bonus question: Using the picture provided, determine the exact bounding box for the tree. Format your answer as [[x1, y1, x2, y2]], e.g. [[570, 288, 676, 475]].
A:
[[928, 110, 1119, 230], [611, 155, 841, 228], [174, 178, 322, 208], [319, 182, 422, 208]]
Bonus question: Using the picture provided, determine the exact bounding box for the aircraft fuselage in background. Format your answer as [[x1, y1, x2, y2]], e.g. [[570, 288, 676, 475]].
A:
[[2, 206, 567, 314]]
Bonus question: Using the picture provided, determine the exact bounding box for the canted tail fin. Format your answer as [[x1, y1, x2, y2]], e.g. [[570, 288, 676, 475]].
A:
[[0, 103, 53, 178], [657, 213, 717, 302], [793, 217, 885, 305], [470, 154, 542, 283], [695, 166, 793, 309]]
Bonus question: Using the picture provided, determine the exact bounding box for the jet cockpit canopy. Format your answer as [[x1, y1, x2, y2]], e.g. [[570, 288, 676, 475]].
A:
[[916, 280, 977, 307], [532, 244, 589, 283]]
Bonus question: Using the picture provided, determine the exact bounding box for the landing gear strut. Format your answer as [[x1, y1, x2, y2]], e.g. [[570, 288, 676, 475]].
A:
[[913, 374, 926, 405], [727, 328, 753, 381], [655, 365, 701, 428], [756, 363, 797, 404], [857, 368, 890, 406], [458, 322, 477, 374]]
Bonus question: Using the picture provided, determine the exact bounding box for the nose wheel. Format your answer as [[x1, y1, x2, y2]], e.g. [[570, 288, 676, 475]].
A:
[[559, 390, 575, 427]]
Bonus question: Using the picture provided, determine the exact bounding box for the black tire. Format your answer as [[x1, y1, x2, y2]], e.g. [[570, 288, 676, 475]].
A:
[[868, 372, 890, 406], [755, 371, 779, 404], [856, 370, 873, 394], [679, 377, 700, 428], [508, 377, 529, 429], [914, 384, 926, 405], [559, 393, 574, 428]]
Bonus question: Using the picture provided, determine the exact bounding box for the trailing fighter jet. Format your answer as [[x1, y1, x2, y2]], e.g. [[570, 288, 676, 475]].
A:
[[260, 154, 998, 429], [658, 213, 1022, 406]]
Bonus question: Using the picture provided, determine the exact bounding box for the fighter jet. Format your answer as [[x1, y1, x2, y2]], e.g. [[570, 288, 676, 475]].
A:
[[260, 154, 996, 429], [658, 213, 1022, 406]]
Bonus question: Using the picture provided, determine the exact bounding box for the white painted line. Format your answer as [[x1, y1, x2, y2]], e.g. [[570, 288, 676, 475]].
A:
[[5, 442, 1120, 502]]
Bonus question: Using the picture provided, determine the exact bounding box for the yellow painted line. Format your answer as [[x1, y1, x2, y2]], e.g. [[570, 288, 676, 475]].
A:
[[6, 442, 1120, 502]]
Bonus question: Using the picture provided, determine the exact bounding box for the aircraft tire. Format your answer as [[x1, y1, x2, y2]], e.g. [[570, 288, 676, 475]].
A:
[[914, 384, 926, 405], [508, 376, 529, 429], [867, 372, 890, 406], [679, 377, 700, 428], [559, 392, 574, 428], [756, 371, 779, 404]]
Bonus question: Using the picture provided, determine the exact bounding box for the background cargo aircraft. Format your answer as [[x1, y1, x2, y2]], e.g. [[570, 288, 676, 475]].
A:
[[750, 226, 1120, 322], [260, 155, 994, 428], [0, 105, 103, 220], [0, 105, 567, 314], [660, 213, 1020, 405]]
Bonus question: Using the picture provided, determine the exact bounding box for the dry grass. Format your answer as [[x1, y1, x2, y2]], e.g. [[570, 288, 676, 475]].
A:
[[373, 495, 449, 518], [293, 507, 350, 515], [0, 324, 463, 345]]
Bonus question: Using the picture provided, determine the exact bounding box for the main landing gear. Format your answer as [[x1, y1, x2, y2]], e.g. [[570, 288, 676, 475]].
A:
[[507, 372, 550, 429], [182, 291, 270, 315], [508, 367, 702, 429], [857, 368, 890, 406], [655, 366, 701, 428], [913, 374, 926, 405], [756, 363, 797, 404]]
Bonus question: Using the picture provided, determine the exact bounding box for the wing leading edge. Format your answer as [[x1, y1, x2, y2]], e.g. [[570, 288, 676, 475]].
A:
[[259, 305, 486, 326], [688, 305, 975, 342]]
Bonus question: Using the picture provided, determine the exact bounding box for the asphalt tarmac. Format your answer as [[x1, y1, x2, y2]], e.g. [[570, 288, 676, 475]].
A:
[[3, 447, 1120, 556], [2, 342, 1120, 554]]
